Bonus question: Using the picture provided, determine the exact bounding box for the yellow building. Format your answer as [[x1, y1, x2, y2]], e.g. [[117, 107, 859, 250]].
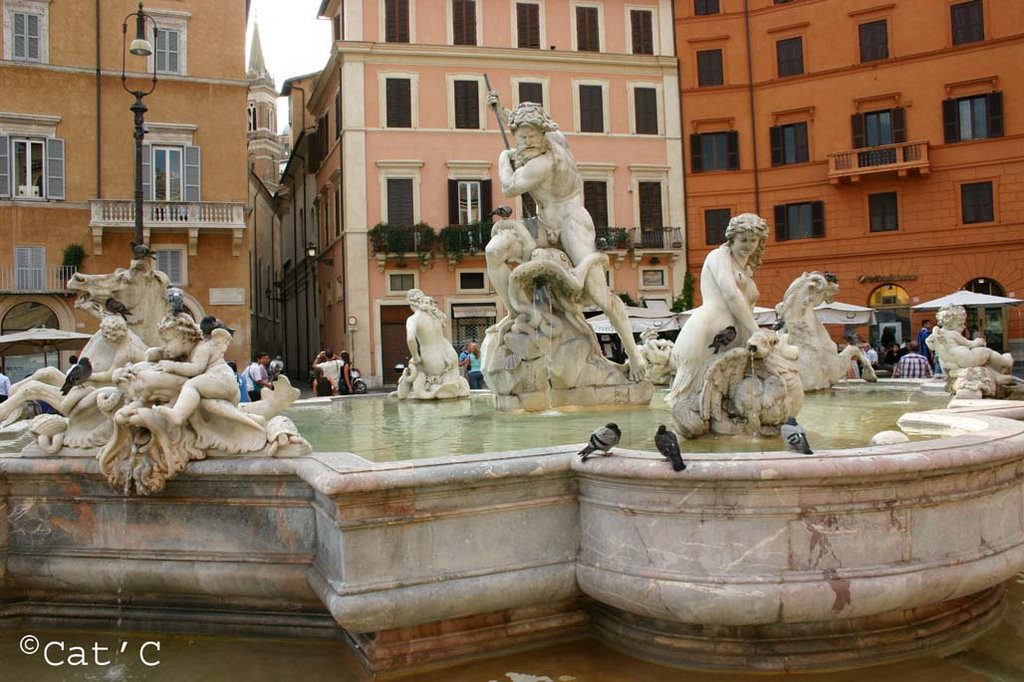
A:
[[0, 0, 251, 379]]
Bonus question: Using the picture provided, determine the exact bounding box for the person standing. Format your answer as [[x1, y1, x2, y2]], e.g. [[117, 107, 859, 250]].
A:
[[246, 352, 273, 401], [338, 350, 353, 395], [0, 366, 10, 404], [466, 342, 485, 389], [917, 319, 932, 363], [893, 341, 933, 378]]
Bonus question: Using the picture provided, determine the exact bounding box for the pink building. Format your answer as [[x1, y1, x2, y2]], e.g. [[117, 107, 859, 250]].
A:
[[305, 0, 684, 386]]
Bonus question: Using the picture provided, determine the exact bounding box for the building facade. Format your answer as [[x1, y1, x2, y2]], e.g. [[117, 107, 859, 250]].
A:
[[304, 0, 685, 387], [677, 0, 1024, 356], [0, 0, 251, 379]]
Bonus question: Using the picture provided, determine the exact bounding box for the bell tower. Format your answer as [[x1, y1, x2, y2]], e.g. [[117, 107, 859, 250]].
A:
[[246, 22, 283, 190]]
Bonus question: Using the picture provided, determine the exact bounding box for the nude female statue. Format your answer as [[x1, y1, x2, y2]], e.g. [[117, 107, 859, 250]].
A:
[[667, 213, 769, 401]]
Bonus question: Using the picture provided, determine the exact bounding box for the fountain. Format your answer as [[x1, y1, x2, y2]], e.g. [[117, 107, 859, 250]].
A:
[[391, 289, 470, 400], [926, 303, 1023, 400]]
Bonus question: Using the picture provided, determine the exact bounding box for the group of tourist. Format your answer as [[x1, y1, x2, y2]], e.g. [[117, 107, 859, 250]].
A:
[[840, 318, 969, 380], [225, 352, 282, 404], [311, 347, 353, 396]]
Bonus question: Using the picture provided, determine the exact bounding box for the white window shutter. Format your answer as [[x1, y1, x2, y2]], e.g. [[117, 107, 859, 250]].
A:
[[184, 145, 200, 201], [13, 13, 25, 58], [15, 246, 44, 290], [141, 143, 152, 201], [46, 138, 65, 200], [0, 136, 9, 198], [27, 14, 40, 60], [155, 250, 183, 284]]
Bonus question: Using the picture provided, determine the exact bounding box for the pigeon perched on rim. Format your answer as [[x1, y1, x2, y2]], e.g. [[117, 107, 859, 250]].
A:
[[654, 424, 686, 472], [708, 326, 737, 354], [60, 357, 93, 395], [781, 417, 814, 455], [104, 297, 130, 320], [490, 205, 513, 219], [166, 288, 186, 315], [578, 423, 621, 462], [199, 315, 235, 338]]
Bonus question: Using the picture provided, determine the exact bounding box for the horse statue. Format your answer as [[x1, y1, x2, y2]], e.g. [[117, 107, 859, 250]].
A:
[[775, 272, 876, 392]]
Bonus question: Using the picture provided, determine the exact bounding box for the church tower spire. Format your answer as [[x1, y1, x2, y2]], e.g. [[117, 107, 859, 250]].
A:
[[246, 21, 283, 190]]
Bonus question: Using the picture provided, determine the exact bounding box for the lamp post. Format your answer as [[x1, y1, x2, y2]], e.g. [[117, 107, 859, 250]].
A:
[[120, 2, 158, 259]]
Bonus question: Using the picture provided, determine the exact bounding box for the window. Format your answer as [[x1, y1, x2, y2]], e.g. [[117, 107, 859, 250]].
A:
[[633, 87, 658, 135], [247, 103, 257, 133], [579, 84, 604, 133], [386, 78, 412, 128], [951, 0, 983, 46], [690, 131, 739, 172], [4, 135, 65, 200], [576, 6, 600, 52], [458, 271, 486, 290], [387, 178, 415, 226], [447, 179, 492, 225], [155, 248, 185, 285], [518, 81, 543, 106], [704, 208, 731, 245], [774, 201, 824, 241], [155, 29, 181, 74], [385, 0, 410, 43], [695, 0, 719, 16], [869, 192, 898, 232], [452, 0, 476, 45], [14, 247, 44, 290], [851, 107, 904, 165], [641, 269, 666, 288], [11, 11, 41, 61], [697, 49, 723, 87], [638, 182, 663, 227], [583, 180, 609, 228], [769, 122, 809, 166], [859, 20, 888, 62], [389, 272, 416, 292], [335, 91, 342, 139], [776, 37, 803, 77], [335, 188, 343, 237], [153, 147, 182, 201], [961, 181, 994, 224], [943, 92, 1002, 142], [516, 3, 540, 48], [12, 138, 44, 198], [630, 9, 654, 55], [453, 80, 480, 129]]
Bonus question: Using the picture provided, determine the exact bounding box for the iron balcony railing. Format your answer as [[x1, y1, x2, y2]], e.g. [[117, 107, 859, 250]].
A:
[[0, 265, 77, 293], [827, 140, 930, 183]]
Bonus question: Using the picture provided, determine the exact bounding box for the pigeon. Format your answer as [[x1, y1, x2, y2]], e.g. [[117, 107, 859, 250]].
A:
[[578, 423, 621, 462], [60, 357, 93, 395], [654, 425, 686, 472], [199, 315, 234, 338], [708, 326, 737, 354], [130, 242, 155, 260], [781, 417, 814, 455], [166, 287, 185, 315], [104, 297, 130, 320], [491, 205, 513, 219], [268, 356, 285, 382]]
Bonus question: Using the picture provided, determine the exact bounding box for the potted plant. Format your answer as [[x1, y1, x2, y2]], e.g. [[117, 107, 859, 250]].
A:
[[62, 243, 86, 270]]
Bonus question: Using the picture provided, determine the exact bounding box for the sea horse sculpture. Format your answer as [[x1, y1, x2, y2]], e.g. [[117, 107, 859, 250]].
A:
[[774, 271, 876, 391]]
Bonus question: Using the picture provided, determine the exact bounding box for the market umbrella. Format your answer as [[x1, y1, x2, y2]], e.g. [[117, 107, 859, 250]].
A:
[[587, 307, 685, 335], [0, 327, 92, 366], [814, 301, 877, 325], [912, 291, 1023, 310], [674, 306, 778, 327]]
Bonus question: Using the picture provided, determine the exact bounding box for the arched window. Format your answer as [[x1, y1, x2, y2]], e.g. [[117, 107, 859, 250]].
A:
[[247, 102, 257, 133], [867, 284, 911, 350], [963, 277, 1005, 297]]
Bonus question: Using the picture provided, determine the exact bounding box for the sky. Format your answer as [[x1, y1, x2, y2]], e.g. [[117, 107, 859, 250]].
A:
[[245, 0, 333, 133]]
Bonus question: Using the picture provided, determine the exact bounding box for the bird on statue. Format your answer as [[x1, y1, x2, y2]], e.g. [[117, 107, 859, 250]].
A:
[[166, 288, 185, 315], [199, 315, 234, 338], [654, 424, 686, 472], [104, 297, 130, 321], [60, 357, 93, 395], [578, 423, 621, 462], [490, 205, 513, 219], [781, 417, 814, 455], [130, 242, 155, 260], [708, 325, 737, 354]]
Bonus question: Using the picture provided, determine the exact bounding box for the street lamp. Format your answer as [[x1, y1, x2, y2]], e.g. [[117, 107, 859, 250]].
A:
[[307, 241, 333, 265], [121, 2, 158, 259]]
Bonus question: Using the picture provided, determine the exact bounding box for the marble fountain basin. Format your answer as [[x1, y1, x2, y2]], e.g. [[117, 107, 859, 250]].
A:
[[2, 391, 1024, 675]]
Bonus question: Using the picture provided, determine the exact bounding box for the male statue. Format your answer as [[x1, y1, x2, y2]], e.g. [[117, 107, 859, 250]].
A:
[[485, 92, 646, 381]]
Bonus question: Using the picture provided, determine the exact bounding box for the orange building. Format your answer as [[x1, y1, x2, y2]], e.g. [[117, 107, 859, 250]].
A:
[[0, 1, 251, 379], [301, 0, 685, 387], [677, 0, 1024, 358]]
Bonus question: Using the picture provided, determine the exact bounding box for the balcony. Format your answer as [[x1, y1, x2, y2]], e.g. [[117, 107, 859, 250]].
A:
[[0, 265, 77, 294], [369, 223, 437, 272], [439, 223, 492, 269], [88, 200, 247, 256], [827, 140, 930, 184]]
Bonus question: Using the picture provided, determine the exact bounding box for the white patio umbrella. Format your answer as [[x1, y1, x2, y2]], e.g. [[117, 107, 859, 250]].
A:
[[912, 291, 1022, 310], [587, 306, 685, 335], [813, 301, 877, 325], [0, 328, 92, 366], [675, 306, 778, 327]]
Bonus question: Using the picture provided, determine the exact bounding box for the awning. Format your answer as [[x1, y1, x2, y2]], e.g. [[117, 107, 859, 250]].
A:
[[912, 291, 1023, 310], [451, 305, 497, 318], [813, 301, 877, 325], [587, 308, 685, 335], [677, 306, 778, 327]]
